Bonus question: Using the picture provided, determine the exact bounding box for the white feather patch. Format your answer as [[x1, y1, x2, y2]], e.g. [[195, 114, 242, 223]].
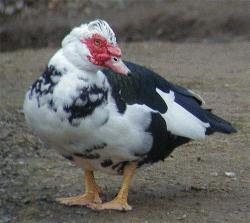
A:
[[156, 88, 209, 140]]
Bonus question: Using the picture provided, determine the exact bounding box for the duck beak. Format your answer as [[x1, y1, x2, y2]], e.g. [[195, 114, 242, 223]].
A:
[[104, 57, 130, 75], [104, 45, 130, 75]]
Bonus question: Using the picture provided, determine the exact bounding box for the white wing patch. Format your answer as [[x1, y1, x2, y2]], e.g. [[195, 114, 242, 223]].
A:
[[156, 89, 210, 140]]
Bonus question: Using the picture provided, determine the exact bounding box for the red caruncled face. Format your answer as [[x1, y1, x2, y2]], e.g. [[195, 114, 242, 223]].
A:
[[81, 34, 122, 66]]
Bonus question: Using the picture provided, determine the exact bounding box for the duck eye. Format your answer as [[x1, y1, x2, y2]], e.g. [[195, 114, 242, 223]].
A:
[[113, 57, 118, 62], [94, 39, 101, 46]]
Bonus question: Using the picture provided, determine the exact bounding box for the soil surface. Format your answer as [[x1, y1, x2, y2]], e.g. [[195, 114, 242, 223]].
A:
[[0, 42, 250, 223]]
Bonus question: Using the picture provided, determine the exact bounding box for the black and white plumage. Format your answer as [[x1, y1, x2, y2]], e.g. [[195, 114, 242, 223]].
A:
[[24, 20, 236, 177], [24, 20, 237, 210]]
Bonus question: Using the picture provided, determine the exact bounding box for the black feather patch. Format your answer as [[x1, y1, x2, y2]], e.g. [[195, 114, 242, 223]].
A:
[[138, 112, 190, 166], [102, 64, 168, 114], [62, 154, 74, 161], [30, 65, 61, 110], [73, 153, 100, 159], [63, 85, 108, 125], [203, 109, 237, 134], [101, 159, 113, 167], [112, 161, 129, 174]]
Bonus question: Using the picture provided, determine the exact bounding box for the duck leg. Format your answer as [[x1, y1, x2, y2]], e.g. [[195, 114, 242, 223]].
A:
[[56, 170, 102, 206], [88, 162, 136, 211]]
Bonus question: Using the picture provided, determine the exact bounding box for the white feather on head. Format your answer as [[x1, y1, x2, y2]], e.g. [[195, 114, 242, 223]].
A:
[[62, 19, 117, 47]]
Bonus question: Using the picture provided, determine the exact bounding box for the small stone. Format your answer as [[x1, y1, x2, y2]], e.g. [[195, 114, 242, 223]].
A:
[[210, 172, 218, 177], [197, 157, 202, 162], [225, 172, 236, 177], [177, 214, 187, 220], [18, 160, 25, 165]]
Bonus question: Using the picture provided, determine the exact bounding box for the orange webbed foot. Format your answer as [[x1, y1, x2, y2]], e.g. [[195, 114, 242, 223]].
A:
[[56, 192, 102, 206], [87, 198, 132, 211], [87, 162, 136, 211], [57, 170, 102, 206]]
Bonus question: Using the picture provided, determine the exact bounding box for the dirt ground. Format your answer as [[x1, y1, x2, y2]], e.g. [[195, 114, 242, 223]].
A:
[[0, 42, 250, 223]]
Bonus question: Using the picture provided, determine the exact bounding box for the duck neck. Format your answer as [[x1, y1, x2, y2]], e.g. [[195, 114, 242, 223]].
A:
[[50, 49, 107, 87]]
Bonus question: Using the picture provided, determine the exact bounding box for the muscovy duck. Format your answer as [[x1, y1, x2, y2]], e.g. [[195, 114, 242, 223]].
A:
[[23, 19, 236, 211]]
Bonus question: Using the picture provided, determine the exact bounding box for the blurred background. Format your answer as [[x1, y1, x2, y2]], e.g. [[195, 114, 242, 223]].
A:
[[0, 0, 250, 52]]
